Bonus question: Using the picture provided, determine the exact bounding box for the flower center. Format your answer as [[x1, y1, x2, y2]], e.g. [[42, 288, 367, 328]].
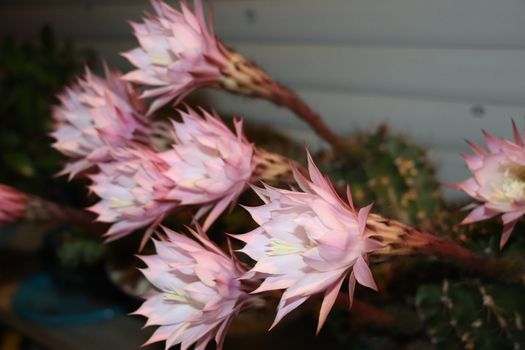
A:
[[164, 288, 205, 309], [492, 165, 525, 201], [109, 197, 134, 208], [267, 238, 307, 256], [149, 52, 172, 66], [163, 288, 190, 303]]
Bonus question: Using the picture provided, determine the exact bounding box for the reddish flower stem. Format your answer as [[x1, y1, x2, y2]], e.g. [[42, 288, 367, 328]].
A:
[[367, 214, 520, 281], [266, 290, 396, 329], [265, 84, 348, 150], [334, 293, 395, 328], [219, 45, 360, 154], [25, 196, 98, 227]]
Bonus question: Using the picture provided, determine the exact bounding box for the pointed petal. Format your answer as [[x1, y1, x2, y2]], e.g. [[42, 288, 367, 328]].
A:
[[201, 192, 235, 232], [461, 205, 498, 224], [512, 119, 523, 146], [353, 256, 377, 291], [500, 220, 516, 249], [269, 295, 308, 330], [358, 204, 373, 235], [317, 275, 345, 334], [482, 130, 502, 153], [347, 272, 356, 309]]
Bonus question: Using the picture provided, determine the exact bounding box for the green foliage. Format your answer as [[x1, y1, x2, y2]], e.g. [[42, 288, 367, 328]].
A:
[[325, 125, 443, 229], [243, 121, 305, 161], [56, 229, 107, 270], [416, 280, 525, 350], [0, 25, 92, 195]]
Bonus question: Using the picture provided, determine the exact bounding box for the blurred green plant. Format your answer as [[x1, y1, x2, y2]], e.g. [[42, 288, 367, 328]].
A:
[[0, 25, 93, 196], [56, 229, 107, 270], [416, 279, 525, 350], [325, 125, 444, 230]]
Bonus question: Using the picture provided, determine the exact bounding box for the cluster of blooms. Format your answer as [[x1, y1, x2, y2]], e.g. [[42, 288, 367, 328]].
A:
[[50, 6, 291, 242], [28, 0, 524, 348], [134, 158, 381, 348], [85, 106, 274, 244], [51, 46, 384, 345], [451, 121, 525, 248]]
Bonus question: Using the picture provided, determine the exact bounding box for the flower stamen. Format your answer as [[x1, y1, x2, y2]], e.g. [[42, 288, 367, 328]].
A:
[[491, 166, 525, 201], [149, 52, 172, 66], [267, 238, 306, 256]]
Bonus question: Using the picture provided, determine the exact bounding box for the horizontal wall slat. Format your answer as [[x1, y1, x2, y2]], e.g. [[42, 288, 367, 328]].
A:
[[213, 0, 525, 47], [232, 44, 525, 106], [427, 149, 470, 200], [76, 39, 525, 105], [2, 0, 525, 47], [429, 150, 466, 182], [197, 88, 525, 152]]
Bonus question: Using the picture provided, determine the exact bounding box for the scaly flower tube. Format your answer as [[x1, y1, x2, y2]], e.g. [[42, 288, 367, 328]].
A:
[[235, 153, 383, 332], [451, 121, 525, 248], [0, 184, 94, 225], [134, 226, 250, 350], [0, 184, 29, 224], [122, 0, 347, 149], [51, 67, 149, 178]]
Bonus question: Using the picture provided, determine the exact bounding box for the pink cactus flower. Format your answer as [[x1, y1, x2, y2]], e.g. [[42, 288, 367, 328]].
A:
[[89, 146, 176, 243], [0, 184, 28, 224], [51, 67, 149, 178], [135, 226, 249, 350], [122, 0, 228, 114], [451, 121, 525, 248], [235, 153, 382, 332], [159, 107, 256, 231]]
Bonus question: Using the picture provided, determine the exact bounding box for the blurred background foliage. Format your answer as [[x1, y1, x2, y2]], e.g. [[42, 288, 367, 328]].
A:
[[0, 25, 94, 198]]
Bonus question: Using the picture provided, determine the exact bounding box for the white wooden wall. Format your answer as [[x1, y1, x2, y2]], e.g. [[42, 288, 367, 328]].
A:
[[3, 0, 525, 198]]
